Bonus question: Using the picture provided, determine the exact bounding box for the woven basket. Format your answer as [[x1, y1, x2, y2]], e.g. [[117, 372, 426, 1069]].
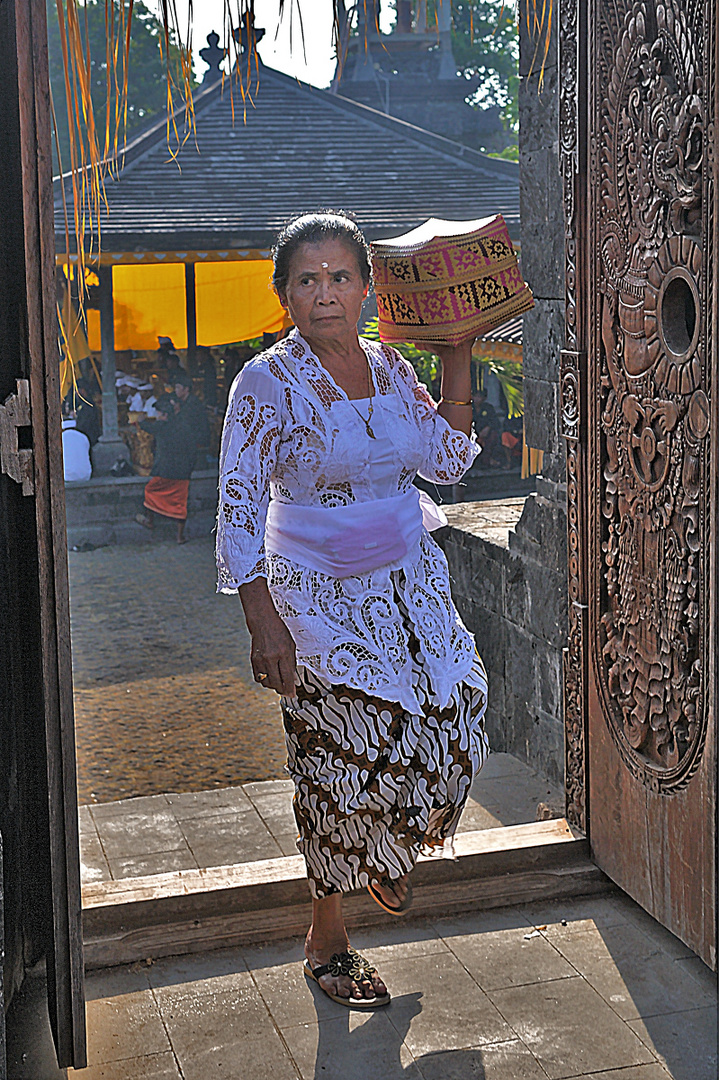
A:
[[370, 215, 533, 348]]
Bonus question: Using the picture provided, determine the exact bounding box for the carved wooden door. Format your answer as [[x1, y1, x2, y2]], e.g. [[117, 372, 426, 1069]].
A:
[[560, 0, 717, 968]]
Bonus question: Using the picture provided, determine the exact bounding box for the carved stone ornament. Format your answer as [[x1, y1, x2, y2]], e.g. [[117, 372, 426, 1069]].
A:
[[594, 0, 710, 792]]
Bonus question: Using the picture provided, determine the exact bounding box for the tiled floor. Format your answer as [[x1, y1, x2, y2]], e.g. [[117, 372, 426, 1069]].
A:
[[79, 752, 564, 885], [62, 891, 715, 1080]]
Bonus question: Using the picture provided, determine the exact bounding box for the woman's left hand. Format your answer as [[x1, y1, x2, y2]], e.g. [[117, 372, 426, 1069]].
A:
[[424, 339, 475, 372], [418, 338, 475, 436]]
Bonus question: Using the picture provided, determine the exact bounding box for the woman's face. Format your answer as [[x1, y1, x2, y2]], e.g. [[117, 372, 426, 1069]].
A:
[[279, 238, 368, 343]]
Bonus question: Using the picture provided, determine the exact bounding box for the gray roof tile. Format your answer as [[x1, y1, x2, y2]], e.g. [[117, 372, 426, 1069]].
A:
[[55, 66, 519, 253]]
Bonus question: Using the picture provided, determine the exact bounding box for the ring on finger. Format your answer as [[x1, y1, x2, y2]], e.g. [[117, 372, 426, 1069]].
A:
[[256, 672, 269, 682]]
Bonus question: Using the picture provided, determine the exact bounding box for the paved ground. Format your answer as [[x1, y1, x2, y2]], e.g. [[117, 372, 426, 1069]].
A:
[[69, 537, 287, 804], [56, 891, 715, 1080], [78, 752, 564, 884]]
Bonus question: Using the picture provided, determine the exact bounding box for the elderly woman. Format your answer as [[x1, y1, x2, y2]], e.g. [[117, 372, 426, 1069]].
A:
[[217, 212, 488, 1008]]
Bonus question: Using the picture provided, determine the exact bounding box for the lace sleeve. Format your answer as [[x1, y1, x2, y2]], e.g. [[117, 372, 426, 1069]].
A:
[[387, 349, 480, 484], [216, 361, 282, 592]]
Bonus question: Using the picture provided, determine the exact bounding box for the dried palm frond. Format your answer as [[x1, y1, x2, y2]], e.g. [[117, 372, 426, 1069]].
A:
[[522, 0, 553, 88]]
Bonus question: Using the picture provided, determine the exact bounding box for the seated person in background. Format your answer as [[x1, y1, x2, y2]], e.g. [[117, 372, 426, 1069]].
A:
[[501, 415, 524, 470], [472, 387, 502, 467], [127, 383, 159, 419], [61, 409, 92, 482]]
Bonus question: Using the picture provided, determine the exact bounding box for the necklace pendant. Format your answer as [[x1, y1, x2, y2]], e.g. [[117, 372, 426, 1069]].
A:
[[366, 422, 376, 439]]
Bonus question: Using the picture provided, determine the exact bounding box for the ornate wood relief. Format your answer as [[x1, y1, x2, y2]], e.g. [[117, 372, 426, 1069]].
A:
[[592, 0, 711, 792], [560, 0, 588, 831]]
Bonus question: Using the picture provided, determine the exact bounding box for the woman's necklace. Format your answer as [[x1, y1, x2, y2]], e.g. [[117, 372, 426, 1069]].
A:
[[348, 356, 376, 439]]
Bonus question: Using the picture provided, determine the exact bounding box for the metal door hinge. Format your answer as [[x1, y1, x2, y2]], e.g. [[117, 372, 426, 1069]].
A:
[[0, 380, 34, 495]]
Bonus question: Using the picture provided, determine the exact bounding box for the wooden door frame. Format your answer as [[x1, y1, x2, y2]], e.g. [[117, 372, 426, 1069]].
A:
[[559, 0, 590, 838], [0, 0, 86, 1067]]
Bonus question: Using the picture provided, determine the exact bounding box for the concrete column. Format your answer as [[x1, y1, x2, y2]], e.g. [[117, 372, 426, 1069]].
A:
[[91, 265, 131, 475], [437, 0, 456, 79], [351, 0, 380, 81], [396, 1, 412, 33], [185, 262, 197, 373]]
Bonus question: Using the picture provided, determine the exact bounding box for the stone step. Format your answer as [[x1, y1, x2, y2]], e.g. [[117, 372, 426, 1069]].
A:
[[81, 819, 610, 969], [65, 469, 219, 547], [79, 756, 566, 887]]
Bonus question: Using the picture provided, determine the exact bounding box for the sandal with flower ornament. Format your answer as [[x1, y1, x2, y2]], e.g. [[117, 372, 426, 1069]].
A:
[[303, 947, 391, 1008]]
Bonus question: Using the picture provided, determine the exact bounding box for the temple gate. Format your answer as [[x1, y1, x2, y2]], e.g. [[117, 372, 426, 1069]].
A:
[[560, 0, 717, 968]]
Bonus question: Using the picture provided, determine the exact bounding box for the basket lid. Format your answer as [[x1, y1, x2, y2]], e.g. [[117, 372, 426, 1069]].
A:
[[371, 215, 502, 256]]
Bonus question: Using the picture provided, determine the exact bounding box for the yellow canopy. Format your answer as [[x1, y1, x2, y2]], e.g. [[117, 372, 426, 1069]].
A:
[[106, 259, 285, 352], [113, 263, 188, 351], [196, 261, 285, 345]]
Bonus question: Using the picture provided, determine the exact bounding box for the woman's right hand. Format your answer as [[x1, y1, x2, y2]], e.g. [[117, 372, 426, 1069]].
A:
[[238, 577, 297, 696]]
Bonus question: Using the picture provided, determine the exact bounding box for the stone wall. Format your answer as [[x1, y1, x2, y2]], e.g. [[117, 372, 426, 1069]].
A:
[[518, 6, 565, 465], [437, 8, 568, 787], [438, 495, 567, 788]]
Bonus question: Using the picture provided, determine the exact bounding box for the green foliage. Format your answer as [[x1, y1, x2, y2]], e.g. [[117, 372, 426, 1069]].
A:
[[47, 0, 194, 174], [362, 319, 441, 393], [487, 141, 519, 161], [474, 351, 524, 417], [428, 0, 520, 137], [362, 318, 524, 417]]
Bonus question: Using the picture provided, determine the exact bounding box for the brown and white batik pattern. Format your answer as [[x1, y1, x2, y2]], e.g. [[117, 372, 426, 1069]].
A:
[[282, 638, 488, 900]]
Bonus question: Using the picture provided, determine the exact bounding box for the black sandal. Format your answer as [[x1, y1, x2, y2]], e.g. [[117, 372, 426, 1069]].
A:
[[367, 876, 413, 916], [303, 947, 390, 1009]]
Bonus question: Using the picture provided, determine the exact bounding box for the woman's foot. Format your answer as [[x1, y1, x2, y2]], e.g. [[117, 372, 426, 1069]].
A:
[[135, 511, 153, 530], [305, 930, 387, 1003], [370, 873, 411, 913]]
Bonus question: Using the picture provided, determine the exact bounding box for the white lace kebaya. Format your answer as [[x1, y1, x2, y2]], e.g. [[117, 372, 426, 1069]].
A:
[[216, 329, 482, 714]]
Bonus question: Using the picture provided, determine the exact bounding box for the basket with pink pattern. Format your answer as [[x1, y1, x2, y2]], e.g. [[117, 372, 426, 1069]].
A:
[[370, 215, 533, 348]]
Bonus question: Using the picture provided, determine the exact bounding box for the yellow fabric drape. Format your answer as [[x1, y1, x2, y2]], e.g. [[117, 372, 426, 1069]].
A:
[[87, 308, 101, 352], [59, 287, 91, 399], [195, 261, 285, 346], [522, 436, 544, 479], [113, 263, 188, 351]]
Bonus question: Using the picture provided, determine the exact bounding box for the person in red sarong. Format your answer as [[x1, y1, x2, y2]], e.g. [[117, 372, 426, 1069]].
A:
[[135, 384, 202, 544]]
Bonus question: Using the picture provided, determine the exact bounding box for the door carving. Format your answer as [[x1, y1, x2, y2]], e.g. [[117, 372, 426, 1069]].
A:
[[561, 0, 717, 967], [597, 1, 709, 791]]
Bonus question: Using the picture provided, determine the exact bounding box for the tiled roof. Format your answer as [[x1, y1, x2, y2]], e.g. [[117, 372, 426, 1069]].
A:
[[479, 315, 524, 346], [54, 65, 519, 253]]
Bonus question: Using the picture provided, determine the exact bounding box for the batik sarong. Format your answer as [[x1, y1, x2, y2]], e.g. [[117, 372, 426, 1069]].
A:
[[282, 636, 488, 899]]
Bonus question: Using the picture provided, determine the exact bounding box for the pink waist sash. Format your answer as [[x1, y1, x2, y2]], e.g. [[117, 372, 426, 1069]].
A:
[[265, 489, 424, 578]]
